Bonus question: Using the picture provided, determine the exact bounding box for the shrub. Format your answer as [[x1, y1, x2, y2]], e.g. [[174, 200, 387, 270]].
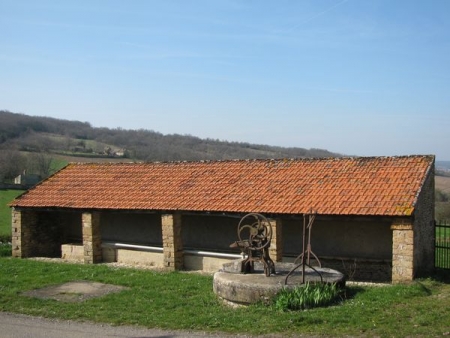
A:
[[0, 243, 11, 257], [0, 234, 11, 243], [274, 282, 342, 311]]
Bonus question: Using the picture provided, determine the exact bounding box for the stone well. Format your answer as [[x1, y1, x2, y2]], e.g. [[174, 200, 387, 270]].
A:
[[213, 260, 346, 306]]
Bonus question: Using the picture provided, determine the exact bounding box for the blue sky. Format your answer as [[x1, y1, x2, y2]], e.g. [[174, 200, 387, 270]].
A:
[[1, 1, 450, 160]]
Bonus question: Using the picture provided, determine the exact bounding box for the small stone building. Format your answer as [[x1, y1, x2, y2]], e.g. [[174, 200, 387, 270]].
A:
[[10, 155, 435, 283]]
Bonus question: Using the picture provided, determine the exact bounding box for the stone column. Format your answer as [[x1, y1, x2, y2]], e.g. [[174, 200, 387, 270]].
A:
[[391, 220, 414, 283], [162, 213, 183, 270], [269, 218, 283, 262], [11, 208, 37, 258], [82, 212, 102, 264]]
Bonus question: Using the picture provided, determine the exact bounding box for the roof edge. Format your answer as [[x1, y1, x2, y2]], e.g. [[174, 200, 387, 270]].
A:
[[8, 162, 72, 208]]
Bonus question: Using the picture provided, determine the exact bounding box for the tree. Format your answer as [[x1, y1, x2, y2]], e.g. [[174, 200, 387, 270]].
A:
[[27, 152, 53, 178], [0, 150, 26, 182]]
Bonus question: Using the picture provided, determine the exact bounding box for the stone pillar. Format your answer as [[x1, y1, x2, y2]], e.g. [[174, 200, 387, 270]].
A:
[[162, 213, 183, 270], [82, 212, 102, 264], [11, 208, 37, 258], [391, 220, 414, 283], [269, 218, 283, 262]]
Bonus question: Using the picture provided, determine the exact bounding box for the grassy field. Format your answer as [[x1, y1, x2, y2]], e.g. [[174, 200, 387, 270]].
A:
[[436, 175, 450, 194], [0, 190, 24, 238], [0, 258, 449, 337]]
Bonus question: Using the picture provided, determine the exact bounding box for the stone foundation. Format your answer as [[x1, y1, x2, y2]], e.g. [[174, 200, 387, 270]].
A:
[[184, 254, 238, 272], [116, 249, 164, 267], [61, 244, 84, 261]]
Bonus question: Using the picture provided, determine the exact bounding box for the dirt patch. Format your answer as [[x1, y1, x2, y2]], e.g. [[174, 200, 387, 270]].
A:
[[22, 280, 129, 302]]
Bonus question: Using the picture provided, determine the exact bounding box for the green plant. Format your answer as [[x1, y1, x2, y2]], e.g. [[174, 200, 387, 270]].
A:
[[0, 243, 11, 257], [274, 282, 342, 311]]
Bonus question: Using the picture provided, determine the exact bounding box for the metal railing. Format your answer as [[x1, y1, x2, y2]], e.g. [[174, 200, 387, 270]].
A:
[[436, 222, 450, 269]]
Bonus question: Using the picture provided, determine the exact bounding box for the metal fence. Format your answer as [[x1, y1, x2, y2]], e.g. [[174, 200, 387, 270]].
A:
[[436, 221, 450, 270]]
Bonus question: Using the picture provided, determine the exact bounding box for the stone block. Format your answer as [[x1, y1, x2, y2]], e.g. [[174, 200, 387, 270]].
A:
[[61, 244, 84, 262], [116, 249, 164, 267]]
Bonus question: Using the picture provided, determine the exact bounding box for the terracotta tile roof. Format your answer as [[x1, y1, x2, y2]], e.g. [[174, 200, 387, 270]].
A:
[[10, 155, 434, 216]]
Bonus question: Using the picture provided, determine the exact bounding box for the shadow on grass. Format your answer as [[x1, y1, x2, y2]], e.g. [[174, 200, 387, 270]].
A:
[[342, 285, 366, 301], [432, 268, 450, 284]]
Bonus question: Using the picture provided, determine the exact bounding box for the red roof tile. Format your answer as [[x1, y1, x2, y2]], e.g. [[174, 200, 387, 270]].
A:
[[10, 155, 434, 216]]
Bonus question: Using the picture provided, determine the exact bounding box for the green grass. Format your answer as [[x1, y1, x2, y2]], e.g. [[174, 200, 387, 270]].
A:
[[0, 244, 11, 257], [274, 282, 342, 311], [49, 157, 68, 174], [0, 190, 25, 238], [1, 258, 450, 336]]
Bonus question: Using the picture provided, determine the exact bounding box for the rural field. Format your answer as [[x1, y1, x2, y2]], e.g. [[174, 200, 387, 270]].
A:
[[436, 175, 450, 194], [436, 175, 450, 222]]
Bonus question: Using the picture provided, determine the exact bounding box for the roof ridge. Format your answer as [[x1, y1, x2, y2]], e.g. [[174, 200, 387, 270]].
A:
[[66, 154, 435, 166]]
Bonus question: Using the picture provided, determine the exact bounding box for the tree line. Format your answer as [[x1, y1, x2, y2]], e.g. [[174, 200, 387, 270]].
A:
[[0, 110, 340, 182]]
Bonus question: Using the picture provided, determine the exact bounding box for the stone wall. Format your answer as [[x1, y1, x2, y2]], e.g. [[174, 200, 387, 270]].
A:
[[162, 213, 183, 270], [269, 218, 283, 262], [391, 221, 414, 283], [100, 212, 162, 246], [181, 214, 237, 252], [82, 212, 102, 264], [282, 256, 392, 282], [184, 254, 238, 272], [390, 162, 434, 282], [11, 208, 35, 258], [320, 258, 392, 282], [116, 249, 164, 267], [14, 206, 433, 283], [283, 218, 392, 260], [61, 243, 84, 261], [412, 164, 435, 277], [12, 209, 65, 258]]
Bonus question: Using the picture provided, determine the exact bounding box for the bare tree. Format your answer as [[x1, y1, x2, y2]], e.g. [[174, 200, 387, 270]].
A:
[[27, 152, 53, 178], [0, 150, 26, 182]]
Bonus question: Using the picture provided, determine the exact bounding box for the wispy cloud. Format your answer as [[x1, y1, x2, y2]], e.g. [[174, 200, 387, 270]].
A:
[[310, 86, 373, 94], [283, 0, 349, 33]]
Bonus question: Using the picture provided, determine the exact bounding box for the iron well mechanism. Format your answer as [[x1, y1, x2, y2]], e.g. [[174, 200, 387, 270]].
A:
[[230, 213, 276, 277]]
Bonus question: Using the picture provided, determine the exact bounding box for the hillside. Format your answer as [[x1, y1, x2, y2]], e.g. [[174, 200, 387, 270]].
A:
[[436, 176, 450, 194], [0, 110, 340, 162]]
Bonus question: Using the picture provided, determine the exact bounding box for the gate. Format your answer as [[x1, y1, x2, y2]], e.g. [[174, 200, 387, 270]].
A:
[[435, 222, 450, 269]]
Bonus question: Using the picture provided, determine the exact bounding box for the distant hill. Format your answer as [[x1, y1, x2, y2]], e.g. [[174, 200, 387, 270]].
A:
[[436, 161, 450, 175], [0, 110, 341, 162]]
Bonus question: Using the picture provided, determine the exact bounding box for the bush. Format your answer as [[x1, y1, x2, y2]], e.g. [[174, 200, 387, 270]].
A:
[[0, 243, 11, 257], [436, 189, 450, 202], [0, 234, 11, 243], [274, 282, 342, 311]]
